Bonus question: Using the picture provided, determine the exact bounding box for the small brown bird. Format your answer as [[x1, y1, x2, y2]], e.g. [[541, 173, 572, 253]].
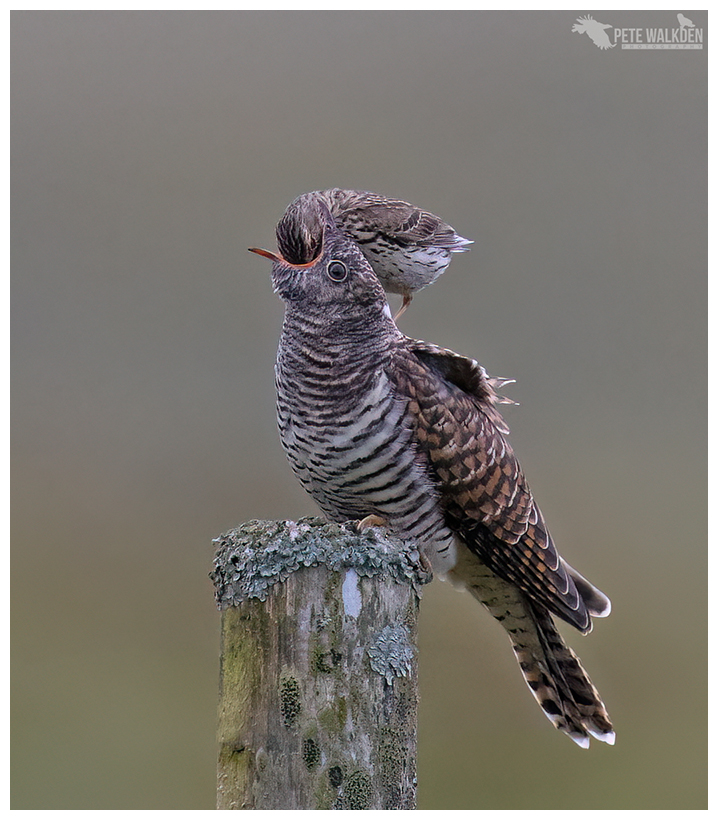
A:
[[250, 199, 614, 748], [276, 189, 472, 318]]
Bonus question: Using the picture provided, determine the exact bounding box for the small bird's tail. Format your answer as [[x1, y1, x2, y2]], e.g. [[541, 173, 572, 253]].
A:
[[450, 544, 614, 747]]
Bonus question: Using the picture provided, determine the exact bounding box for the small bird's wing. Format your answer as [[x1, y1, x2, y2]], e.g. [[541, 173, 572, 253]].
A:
[[391, 338, 604, 632], [322, 189, 471, 251]]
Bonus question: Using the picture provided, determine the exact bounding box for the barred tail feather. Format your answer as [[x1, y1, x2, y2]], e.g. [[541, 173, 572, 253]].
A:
[[514, 601, 615, 747], [449, 541, 615, 747]]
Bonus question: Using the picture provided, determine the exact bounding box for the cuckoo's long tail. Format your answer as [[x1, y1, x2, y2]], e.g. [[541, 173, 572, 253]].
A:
[[510, 599, 615, 747], [449, 544, 615, 748]]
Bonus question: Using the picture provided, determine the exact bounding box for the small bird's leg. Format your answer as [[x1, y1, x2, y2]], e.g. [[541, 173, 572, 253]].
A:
[[355, 514, 388, 532], [393, 294, 412, 321]]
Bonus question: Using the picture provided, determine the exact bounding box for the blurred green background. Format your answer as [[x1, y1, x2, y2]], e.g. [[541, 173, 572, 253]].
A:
[[12, 10, 706, 810]]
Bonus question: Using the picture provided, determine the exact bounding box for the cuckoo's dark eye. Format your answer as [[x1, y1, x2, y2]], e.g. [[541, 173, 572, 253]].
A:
[[327, 260, 348, 282]]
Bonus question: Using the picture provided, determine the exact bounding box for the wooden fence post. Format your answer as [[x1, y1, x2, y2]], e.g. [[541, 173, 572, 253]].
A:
[[210, 517, 430, 810]]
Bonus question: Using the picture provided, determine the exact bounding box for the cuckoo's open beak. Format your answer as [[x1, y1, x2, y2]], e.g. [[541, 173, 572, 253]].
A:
[[249, 245, 323, 269], [248, 247, 282, 262]]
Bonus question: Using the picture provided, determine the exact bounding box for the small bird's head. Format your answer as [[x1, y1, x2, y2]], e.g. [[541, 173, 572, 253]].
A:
[[250, 198, 390, 321]]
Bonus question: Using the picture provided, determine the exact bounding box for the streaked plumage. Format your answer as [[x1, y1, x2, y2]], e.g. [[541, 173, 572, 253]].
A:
[[277, 189, 472, 316], [250, 198, 614, 748]]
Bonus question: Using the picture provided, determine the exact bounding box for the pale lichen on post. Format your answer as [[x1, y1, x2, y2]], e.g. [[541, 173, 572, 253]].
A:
[[211, 517, 430, 810], [211, 516, 429, 607], [367, 624, 415, 685]]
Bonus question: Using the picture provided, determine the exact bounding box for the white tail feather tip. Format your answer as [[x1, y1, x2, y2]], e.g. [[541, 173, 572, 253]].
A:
[[588, 727, 616, 745]]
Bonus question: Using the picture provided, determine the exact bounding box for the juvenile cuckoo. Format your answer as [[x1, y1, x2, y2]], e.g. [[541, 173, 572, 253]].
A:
[[250, 199, 614, 748]]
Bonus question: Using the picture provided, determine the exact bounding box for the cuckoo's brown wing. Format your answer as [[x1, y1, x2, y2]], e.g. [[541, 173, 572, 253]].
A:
[[392, 339, 593, 633]]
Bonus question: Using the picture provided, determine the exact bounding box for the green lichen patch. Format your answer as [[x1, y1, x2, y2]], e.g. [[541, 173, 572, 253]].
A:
[[317, 696, 348, 736], [302, 736, 321, 770], [313, 774, 334, 810], [378, 726, 407, 790], [311, 644, 334, 675], [343, 769, 373, 810], [279, 675, 301, 729], [311, 643, 343, 675]]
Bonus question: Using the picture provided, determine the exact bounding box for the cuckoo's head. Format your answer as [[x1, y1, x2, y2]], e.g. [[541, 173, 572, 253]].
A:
[[250, 197, 389, 319]]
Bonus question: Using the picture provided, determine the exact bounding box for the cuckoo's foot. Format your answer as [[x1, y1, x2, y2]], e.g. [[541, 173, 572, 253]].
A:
[[355, 514, 388, 532]]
